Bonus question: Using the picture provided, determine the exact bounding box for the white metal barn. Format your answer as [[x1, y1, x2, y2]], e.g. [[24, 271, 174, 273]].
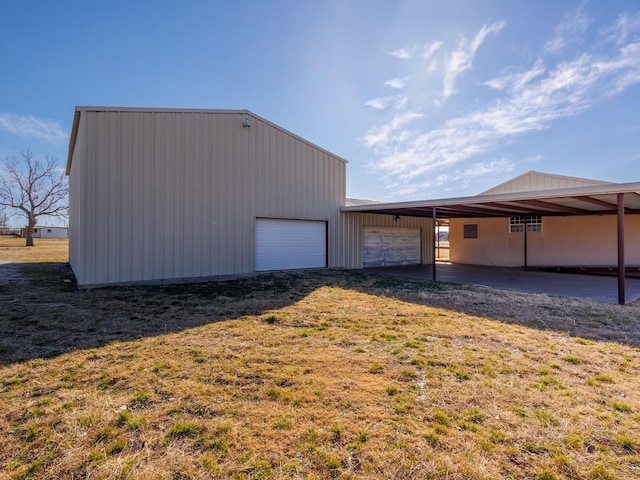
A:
[[28, 226, 69, 238], [66, 107, 434, 287]]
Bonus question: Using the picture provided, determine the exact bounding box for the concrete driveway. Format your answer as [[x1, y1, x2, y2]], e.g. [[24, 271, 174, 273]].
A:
[[365, 263, 640, 304]]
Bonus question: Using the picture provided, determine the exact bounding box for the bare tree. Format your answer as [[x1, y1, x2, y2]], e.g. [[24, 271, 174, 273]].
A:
[[0, 150, 68, 246], [0, 210, 8, 236]]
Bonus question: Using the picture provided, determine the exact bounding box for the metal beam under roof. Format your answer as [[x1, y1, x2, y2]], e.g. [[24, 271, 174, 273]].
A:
[[342, 181, 640, 219]]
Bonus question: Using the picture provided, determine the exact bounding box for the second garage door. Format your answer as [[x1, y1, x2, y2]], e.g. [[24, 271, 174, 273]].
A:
[[255, 218, 327, 272], [363, 227, 421, 267]]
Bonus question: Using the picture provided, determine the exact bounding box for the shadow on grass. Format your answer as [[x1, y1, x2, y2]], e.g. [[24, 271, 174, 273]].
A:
[[1, 262, 639, 365], [0, 262, 322, 365]]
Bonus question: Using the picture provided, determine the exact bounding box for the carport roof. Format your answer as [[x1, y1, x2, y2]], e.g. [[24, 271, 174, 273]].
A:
[[342, 181, 640, 218]]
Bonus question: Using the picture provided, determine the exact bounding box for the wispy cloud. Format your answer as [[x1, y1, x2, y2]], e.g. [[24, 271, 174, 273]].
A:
[[365, 95, 408, 111], [484, 59, 546, 91], [381, 159, 513, 198], [366, 37, 640, 184], [443, 21, 506, 98], [384, 76, 410, 89], [0, 113, 68, 143], [391, 46, 415, 59], [361, 5, 640, 199], [457, 159, 514, 179], [423, 40, 444, 71], [602, 11, 640, 45], [544, 1, 590, 54], [365, 97, 393, 110], [363, 111, 423, 148]]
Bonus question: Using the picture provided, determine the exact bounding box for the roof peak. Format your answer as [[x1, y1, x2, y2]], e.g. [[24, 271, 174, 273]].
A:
[[479, 170, 611, 195]]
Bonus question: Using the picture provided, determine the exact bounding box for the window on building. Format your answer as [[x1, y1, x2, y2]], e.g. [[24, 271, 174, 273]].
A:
[[509, 215, 542, 233], [463, 224, 478, 239]]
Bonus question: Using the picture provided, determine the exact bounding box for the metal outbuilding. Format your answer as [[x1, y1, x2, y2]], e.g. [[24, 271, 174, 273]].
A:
[[66, 107, 639, 304], [66, 107, 434, 287]]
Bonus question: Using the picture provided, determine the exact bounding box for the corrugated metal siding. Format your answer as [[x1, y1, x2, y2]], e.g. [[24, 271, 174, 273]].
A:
[[67, 114, 84, 281], [341, 213, 434, 269], [70, 109, 347, 286]]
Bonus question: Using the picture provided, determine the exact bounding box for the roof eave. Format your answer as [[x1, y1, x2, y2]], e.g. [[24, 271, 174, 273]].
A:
[[342, 182, 640, 214], [65, 107, 82, 176]]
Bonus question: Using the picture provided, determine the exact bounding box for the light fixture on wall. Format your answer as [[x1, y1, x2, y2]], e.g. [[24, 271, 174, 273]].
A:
[[243, 117, 251, 128], [394, 215, 400, 221]]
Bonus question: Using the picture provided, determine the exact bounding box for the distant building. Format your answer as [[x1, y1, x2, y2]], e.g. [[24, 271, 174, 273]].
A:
[[21, 226, 69, 239]]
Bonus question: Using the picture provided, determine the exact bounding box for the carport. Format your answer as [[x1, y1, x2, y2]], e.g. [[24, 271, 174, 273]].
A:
[[364, 263, 640, 304], [343, 182, 640, 304]]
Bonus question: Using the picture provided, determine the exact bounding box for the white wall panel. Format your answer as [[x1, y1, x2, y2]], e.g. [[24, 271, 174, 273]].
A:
[[67, 108, 348, 286]]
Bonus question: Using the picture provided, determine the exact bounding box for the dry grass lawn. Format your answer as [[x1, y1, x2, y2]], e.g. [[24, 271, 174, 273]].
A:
[[1, 239, 639, 479], [0, 237, 69, 263]]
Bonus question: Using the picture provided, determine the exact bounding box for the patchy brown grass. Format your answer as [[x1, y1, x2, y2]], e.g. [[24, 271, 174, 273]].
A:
[[0, 237, 68, 263], [1, 241, 639, 479]]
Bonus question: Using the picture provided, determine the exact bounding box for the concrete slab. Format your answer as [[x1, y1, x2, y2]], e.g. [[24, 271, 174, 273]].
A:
[[365, 263, 640, 304]]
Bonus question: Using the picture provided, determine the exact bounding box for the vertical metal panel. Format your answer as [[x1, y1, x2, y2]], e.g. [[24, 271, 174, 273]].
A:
[[70, 109, 350, 286], [68, 113, 88, 283]]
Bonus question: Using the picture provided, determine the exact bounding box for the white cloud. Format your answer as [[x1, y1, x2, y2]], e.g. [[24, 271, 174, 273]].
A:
[[423, 40, 444, 71], [443, 21, 506, 98], [484, 59, 546, 91], [365, 38, 640, 184], [544, 1, 590, 54], [365, 97, 393, 110], [361, 5, 640, 200], [362, 110, 423, 148], [0, 113, 68, 143], [384, 76, 410, 89], [365, 95, 409, 111], [391, 46, 415, 59], [455, 159, 514, 179], [602, 11, 640, 45]]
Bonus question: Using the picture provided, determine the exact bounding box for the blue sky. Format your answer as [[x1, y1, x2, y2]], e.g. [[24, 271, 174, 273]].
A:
[[2, 1, 640, 215]]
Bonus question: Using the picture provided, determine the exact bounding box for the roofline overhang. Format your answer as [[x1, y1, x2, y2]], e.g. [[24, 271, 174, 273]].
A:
[[341, 182, 640, 218]]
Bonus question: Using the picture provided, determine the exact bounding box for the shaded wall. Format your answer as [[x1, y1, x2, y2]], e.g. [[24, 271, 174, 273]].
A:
[[450, 215, 640, 267]]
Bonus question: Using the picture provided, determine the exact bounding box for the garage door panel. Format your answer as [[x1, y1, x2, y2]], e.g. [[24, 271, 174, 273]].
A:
[[364, 227, 421, 267], [255, 219, 326, 271]]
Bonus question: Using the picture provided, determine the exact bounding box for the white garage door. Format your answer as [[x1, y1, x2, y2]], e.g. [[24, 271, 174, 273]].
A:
[[363, 227, 421, 268], [255, 219, 327, 272]]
